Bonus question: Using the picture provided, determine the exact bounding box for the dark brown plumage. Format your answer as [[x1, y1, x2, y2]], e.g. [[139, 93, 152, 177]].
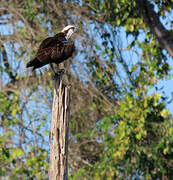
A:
[[26, 26, 76, 70]]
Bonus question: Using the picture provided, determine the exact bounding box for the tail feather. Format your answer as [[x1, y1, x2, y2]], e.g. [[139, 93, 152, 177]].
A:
[[26, 58, 37, 68], [26, 57, 45, 70]]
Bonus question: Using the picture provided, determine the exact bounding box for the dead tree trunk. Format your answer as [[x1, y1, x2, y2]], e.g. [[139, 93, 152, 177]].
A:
[[49, 73, 70, 180]]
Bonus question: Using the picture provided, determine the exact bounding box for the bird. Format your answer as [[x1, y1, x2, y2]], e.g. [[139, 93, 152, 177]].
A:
[[26, 25, 76, 76]]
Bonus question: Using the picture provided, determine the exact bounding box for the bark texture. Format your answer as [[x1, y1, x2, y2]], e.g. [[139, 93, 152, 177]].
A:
[[136, 0, 173, 57], [49, 74, 70, 180]]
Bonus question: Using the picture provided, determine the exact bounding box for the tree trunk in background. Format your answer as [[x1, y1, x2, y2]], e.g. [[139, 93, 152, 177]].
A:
[[49, 74, 70, 180], [135, 0, 173, 57]]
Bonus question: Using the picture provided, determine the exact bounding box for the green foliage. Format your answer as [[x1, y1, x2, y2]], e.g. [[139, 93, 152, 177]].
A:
[[0, 90, 49, 179], [0, 131, 48, 178], [91, 82, 173, 179], [77, 0, 173, 179]]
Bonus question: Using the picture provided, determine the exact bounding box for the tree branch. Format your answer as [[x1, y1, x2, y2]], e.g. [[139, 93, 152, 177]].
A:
[[1, 43, 16, 81], [135, 0, 173, 57]]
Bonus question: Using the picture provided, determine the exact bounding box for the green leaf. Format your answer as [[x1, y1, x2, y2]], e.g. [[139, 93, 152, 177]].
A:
[[136, 133, 142, 140]]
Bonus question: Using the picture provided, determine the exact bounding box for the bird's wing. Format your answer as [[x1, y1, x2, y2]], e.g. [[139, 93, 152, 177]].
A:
[[36, 46, 55, 63], [26, 46, 56, 69], [35, 37, 57, 63], [35, 41, 74, 64], [50, 41, 75, 60], [38, 33, 66, 50], [62, 42, 75, 57], [38, 37, 55, 49]]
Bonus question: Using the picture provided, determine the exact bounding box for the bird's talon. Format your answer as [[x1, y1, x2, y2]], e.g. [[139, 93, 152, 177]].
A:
[[51, 69, 65, 80], [56, 69, 65, 75]]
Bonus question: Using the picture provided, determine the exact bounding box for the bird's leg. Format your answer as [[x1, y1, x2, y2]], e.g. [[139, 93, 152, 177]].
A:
[[50, 63, 57, 80], [55, 63, 65, 75], [56, 68, 65, 75]]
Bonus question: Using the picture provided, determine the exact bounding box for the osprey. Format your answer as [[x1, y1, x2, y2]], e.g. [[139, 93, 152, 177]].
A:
[[26, 25, 76, 71]]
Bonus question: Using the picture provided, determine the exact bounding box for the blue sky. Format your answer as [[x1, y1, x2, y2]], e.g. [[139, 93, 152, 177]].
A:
[[0, 8, 173, 116]]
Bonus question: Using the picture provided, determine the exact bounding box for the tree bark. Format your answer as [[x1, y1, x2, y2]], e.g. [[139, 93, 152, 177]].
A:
[[49, 74, 70, 180], [135, 0, 173, 57]]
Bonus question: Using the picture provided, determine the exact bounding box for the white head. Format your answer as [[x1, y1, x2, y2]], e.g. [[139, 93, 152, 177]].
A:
[[61, 25, 76, 40]]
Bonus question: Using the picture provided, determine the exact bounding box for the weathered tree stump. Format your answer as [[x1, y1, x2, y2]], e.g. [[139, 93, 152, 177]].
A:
[[49, 73, 70, 180]]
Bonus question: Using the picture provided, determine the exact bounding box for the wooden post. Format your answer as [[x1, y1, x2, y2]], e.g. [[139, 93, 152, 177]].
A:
[[49, 73, 70, 180]]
